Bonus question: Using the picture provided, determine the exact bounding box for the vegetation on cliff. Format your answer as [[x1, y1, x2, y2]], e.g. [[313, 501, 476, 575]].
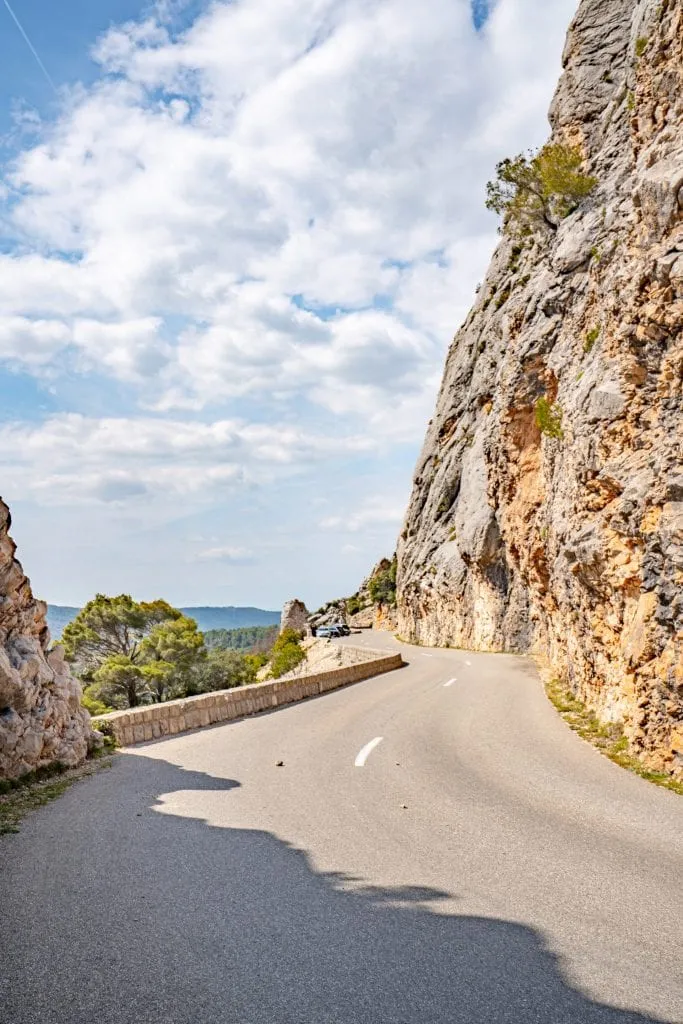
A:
[[367, 556, 398, 608], [398, 0, 683, 781], [485, 143, 597, 233]]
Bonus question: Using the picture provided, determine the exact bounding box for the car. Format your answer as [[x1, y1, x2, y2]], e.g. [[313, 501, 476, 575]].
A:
[[330, 622, 351, 636], [316, 625, 344, 638]]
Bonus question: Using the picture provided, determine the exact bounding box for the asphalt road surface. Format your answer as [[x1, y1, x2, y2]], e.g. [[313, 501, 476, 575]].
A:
[[2, 632, 682, 1024]]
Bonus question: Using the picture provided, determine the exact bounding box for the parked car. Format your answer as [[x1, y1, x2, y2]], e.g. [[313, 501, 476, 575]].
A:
[[330, 622, 351, 636], [316, 625, 344, 638]]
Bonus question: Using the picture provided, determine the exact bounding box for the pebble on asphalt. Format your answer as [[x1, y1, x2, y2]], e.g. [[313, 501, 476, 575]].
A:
[[275, 760, 285, 767]]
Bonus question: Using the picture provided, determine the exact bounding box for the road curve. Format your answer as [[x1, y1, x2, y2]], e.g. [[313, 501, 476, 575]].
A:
[[2, 632, 682, 1024]]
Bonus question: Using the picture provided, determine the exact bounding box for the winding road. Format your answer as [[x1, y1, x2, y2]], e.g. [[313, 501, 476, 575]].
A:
[[2, 632, 682, 1023]]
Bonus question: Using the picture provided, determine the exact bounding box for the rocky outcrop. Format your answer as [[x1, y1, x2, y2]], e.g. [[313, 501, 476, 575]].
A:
[[0, 500, 95, 779], [308, 602, 347, 631], [280, 599, 310, 636], [310, 558, 399, 632], [398, 0, 683, 778]]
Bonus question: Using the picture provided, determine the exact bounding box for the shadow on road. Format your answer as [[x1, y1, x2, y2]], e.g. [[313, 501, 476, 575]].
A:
[[1, 753, 668, 1024]]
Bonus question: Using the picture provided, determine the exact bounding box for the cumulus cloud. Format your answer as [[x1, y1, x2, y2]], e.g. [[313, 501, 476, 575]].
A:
[[1, 0, 576, 431], [0, 413, 375, 507], [0, 0, 578, 597]]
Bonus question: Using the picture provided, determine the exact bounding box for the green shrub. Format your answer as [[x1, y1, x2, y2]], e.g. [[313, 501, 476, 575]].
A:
[[368, 557, 397, 607], [583, 326, 600, 353], [486, 143, 597, 233], [182, 648, 257, 695], [635, 36, 648, 57], [81, 686, 115, 716], [535, 398, 564, 439], [268, 629, 307, 679]]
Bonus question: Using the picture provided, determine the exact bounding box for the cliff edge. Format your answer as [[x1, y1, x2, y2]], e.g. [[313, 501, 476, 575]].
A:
[[398, 0, 683, 777], [0, 500, 94, 778]]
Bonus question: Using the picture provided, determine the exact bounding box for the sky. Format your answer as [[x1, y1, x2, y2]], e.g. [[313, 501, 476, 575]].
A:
[[0, 0, 578, 610]]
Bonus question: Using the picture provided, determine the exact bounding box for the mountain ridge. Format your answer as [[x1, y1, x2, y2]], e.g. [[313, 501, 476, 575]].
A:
[[47, 604, 281, 638]]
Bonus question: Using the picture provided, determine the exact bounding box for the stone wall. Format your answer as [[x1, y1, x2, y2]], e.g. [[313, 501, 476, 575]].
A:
[[397, 0, 683, 778], [0, 499, 95, 779], [93, 647, 403, 747]]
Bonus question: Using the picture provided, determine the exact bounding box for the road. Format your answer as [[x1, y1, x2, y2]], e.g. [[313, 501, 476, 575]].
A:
[[2, 632, 682, 1024]]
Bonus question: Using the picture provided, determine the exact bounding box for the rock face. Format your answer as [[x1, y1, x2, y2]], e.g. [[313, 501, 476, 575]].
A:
[[398, 0, 683, 778], [0, 500, 94, 779], [309, 599, 348, 631], [280, 599, 310, 635], [353, 558, 399, 632], [310, 559, 399, 632]]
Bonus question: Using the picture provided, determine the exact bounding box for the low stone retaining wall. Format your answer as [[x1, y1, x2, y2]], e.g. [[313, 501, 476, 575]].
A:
[[92, 647, 403, 747]]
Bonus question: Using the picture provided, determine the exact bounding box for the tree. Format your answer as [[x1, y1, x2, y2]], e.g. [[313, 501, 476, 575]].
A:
[[203, 625, 279, 652], [187, 649, 258, 696], [268, 629, 307, 679], [141, 616, 205, 702], [485, 143, 597, 233], [91, 654, 148, 709], [63, 594, 183, 676], [66, 594, 206, 709]]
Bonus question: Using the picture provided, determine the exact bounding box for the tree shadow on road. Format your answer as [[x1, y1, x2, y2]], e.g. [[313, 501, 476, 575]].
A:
[[1, 753, 671, 1024]]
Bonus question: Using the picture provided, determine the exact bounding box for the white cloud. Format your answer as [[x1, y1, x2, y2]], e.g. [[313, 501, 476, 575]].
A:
[[321, 496, 406, 533], [196, 545, 255, 564], [0, 0, 578, 599], [1, 0, 577, 436], [0, 317, 70, 369], [0, 413, 375, 508]]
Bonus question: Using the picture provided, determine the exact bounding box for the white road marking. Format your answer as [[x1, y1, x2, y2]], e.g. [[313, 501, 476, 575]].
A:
[[421, 653, 433, 658], [354, 736, 384, 767], [443, 678, 457, 687]]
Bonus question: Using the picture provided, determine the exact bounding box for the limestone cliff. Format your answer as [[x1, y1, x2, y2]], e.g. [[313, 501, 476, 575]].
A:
[[398, 0, 683, 777], [0, 500, 94, 778]]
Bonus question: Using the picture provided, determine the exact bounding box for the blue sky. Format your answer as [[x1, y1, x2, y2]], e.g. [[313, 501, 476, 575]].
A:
[[0, 0, 576, 609]]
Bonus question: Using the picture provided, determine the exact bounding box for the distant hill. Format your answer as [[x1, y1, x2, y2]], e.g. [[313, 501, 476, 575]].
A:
[[181, 607, 280, 632], [47, 604, 280, 639], [204, 625, 279, 651]]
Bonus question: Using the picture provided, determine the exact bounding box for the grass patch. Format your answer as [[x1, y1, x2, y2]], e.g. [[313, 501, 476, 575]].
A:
[[583, 326, 600, 353], [0, 758, 112, 835], [545, 678, 683, 796]]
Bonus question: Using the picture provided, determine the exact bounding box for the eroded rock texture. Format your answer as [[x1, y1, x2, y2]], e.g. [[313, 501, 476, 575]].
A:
[[398, 0, 683, 777], [280, 599, 310, 635], [0, 500, 94, 778]]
